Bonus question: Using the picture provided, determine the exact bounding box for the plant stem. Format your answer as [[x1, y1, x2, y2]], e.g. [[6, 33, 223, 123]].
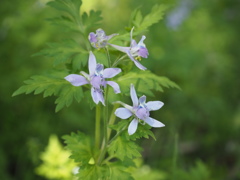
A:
[[107, 103, 119, 141], [105, 47, 111, 67], [112, 55, 127, 67], [172, 133, 178, 180], [95, 105, 101, 148]]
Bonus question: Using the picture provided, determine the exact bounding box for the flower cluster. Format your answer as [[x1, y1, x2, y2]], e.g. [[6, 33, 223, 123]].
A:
[[65, 28, 164, 135]]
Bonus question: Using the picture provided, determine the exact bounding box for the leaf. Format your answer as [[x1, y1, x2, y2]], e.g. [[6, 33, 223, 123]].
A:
[[47, 0, 82, 22], [77, 165, 107, 180], [82, 10, 102, 32], [108, 163, 134, 180], [133, 4, 167, 32], [108, 133, 142, 161], [33, 39, 88, 66], [128, 124, 156, 141], [12, 71, 85, 112], [63, 132, 94, 166], [116, 70, 180, 97]]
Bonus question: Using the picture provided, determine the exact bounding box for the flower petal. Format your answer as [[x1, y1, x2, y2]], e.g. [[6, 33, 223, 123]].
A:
[[106, 81, 121, 94], [130, 27, 134, 43], [146, 101, 164, 111], [103, 68, 121, 78], [139, 95, 146, 105], [138, 47, 149, 58], [91, 76, 102, 89], [128, 118, 138, 135], [88, 51, 97, 75], [130, 84, 138, 107], [91, 87, 105, 105], [126, 51, 147, 70], [106, 33, 119, 40], [108, 43, 130, 53], [144, 117, 165, 128], [115, 108, 132, 119], [88, 32, 97, 43], [65, 74, 88, 86], [114, 101, 133, 111]]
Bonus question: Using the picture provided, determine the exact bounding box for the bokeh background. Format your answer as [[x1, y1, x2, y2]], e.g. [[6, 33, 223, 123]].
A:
[[1, 0, 240, 179]]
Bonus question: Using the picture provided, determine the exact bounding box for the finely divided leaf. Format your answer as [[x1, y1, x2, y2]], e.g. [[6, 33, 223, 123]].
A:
[[108, 133, 142, 161], [33, 40, 88, 67], [12, 71, 85, 112], [63, 132, 94, 165], [116, 71, 180, 96], [82, 10, 102, 31]]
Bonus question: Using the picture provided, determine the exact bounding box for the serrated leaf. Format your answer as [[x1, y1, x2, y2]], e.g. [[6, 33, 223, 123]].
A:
[[63, 132, 94, 166], [77, 165, 107, 180], [128, 124, 156, 141], [116, 71, 180, 97], [135, 4, 167, 31], [108, 164, 134, 180], [108, 134, 142, 161], [12, 71, 85, 112], [47, 17, 80, 32], [82, 10, 102, 32], [55, 84, 83, 112], [47, 0, 82, 22], [33, 39, 88, 66]]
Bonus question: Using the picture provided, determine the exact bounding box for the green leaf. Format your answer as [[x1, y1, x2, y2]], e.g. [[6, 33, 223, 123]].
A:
[[108, 163, 134, 180], [63, 132, 94, 166], [129, 124, 156, 141], [108, 133, 142, 161], [33, 39, 88, 66], [12, 71, 85, 112], [47, 0, 82, 22], [131, 4, 167, 32], [76, 165, 107, 180], [116, 70, 180, 97], [82, 10, 102, 32]]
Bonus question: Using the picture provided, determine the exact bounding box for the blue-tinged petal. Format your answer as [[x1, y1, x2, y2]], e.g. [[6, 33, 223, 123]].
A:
[[126, 51, 147, 70], [108, 43, 130, 53], [115, 108, 132, 119], [136, 107, 149, 120], [103, 68, 121, 78], [138, 47, 149, 58], [144, 117, 165, 128], [146, 101, 164, 111], [138, 35, 146, 47], [130, 84, 138, 107], [88, 32, 97, 43], [131, 39, 137, 48], [139, 95, 146, 105], [91, 76, 102, 89], [65, 74, 88, 86], [106, 81, 120, 94], [91, 87, 105, 105], [88, 51, 97, 75], [128, 118, 138, 135]]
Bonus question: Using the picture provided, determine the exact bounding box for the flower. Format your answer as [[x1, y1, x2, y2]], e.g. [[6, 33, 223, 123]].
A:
[[108, 27, 148, 70], [65, 51, 121, 105], [115, 84, 165, 135], [88, 29, 118, 49]]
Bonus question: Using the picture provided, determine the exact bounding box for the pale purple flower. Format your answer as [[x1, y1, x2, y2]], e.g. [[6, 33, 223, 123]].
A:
[[108, 27, 148, 70], [65, 51, 121, 105], [88, 29, 118, 49], [115, 84, 165, 135]]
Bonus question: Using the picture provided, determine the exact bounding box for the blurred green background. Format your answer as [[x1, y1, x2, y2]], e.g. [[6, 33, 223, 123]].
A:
[[1, 0, 240, 179]]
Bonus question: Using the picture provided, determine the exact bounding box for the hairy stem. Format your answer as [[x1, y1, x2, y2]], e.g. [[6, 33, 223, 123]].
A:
[[95, 105, 101, 148], [107, 103, 120, 141]]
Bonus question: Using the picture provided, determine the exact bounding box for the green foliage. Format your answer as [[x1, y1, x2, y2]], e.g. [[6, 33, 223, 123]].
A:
[[82, 10, 103, 33], [33, 40, 88, 67], [12, 71, 85, 112], [130, 4, 167, 32], [108, 132, 142, 161], [35, 135, 77, 180], [63, 131, 95, 166], [117, 70, 180, 96]]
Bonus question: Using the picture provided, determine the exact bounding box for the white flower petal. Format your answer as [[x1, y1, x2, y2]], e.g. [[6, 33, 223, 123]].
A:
[[65, 74, 88, 86], [130, 84, 138, 107], [128, 118, 138, 135], [106, 81, 120, 94], [88, 51, 97, 75], [115, 108, 133, 119], [144, 117, 165, 128], [103, 68, 121, 78], [108, 43, 130, 53], [146, 101, 164, 111], [126, 51, 147, 70]]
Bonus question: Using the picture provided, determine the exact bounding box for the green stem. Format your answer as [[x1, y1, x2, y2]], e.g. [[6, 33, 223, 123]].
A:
[[112, 55, 127, 67], [97, 87, 109, 165], [95, 105, 101, 148], [107, 103, 119, 141], [172, 133, 178, 180], [105, 47, 111, 67], [108, 124, 127, 145]]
